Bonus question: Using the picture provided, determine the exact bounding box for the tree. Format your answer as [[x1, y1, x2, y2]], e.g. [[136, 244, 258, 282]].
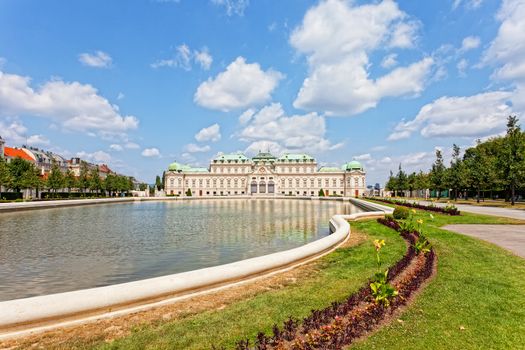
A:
[[446, 144, 465, 201], [104, 174, 116, 196], [396, 164, 407, 197], [415, 171, 430, 198], [89, 167, 102, 196], [498, 116, 525, 205], [464, 141, 493, 203], [407, 172, 417, 198], [64, 169, 77, 194], [46, 161, 64, 196], [78, 161, 90, 193], [139, 183, 148, 191], [318, 188, 325, 197], [161, 171, 166, 190], [0, 157, 10, 198], [20, 162, 42, 198], [186, 188, 192, 196], [430, 149, 446, 199], [7, 157, 33, 192], [155, 175, 162, 191]]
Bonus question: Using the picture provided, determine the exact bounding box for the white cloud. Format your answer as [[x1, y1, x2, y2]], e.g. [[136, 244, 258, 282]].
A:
[[124, 142, 140, 149], [76, 150, 112, 163], [26, 134, 50, 146], [482, 0, 525, 113], [453, 0, 483, 10], [244, 140, 285, 156], [117, 92, 125, 100], [238, 103, 343, 155], [141, 147, 161, 157], [457, 58, 468, 77], [0, 57, 6, 69], [110, 144, 124, 151], [460, 36, 481, 52], [194, 57, 283, 111], [354, 153, 372, 161], [388, 91, 513, 140], [381, 53, 398, 69], [195, 123, 221, 142], [290, 0, 433, 116], [185, 143, 211, 153], [0, 71, 139, 137], [211, 0, 249, 16], [152, 45, 213, 71], [194, 48, 213, 70], [78, 51, 112, 68], [238, 108, 256, 125], [0, 118, 51, 147]]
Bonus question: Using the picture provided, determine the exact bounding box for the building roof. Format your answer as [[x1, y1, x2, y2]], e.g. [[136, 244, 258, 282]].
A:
[[252, 151, 276, 161], [319, 166, 343, 173], [99, 164, 112, 173], [4, 147, 35, 162], [277, 153, 315, 162], [184, 167, 209, 173], [213, 153, 250, 163], [343, 160, 364, 171]]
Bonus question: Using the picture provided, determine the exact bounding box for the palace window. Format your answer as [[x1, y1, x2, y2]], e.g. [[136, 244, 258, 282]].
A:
[[325, 179, 329, 187]]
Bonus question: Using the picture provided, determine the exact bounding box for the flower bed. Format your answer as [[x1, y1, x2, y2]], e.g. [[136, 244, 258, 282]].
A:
[[372, 198, 460, 216], [224, 216, 436, 349]]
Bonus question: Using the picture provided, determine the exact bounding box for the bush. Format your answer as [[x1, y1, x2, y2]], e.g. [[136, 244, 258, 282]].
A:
[[393, 206, 409, 220]]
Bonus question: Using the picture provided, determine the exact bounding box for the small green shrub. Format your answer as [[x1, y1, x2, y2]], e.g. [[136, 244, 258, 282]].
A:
[[393, 206, 409, 220]]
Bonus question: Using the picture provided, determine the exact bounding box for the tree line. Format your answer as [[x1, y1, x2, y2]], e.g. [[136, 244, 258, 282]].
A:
[[386, 116, 525, 205], [0, 157, 140, 198]]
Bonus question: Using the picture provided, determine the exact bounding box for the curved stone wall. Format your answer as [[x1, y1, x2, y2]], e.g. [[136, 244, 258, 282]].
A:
[[0, 197, 392, 339]]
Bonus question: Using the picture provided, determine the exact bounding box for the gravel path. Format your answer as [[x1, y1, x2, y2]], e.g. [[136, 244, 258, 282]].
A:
[[442, 224, 525, 258]]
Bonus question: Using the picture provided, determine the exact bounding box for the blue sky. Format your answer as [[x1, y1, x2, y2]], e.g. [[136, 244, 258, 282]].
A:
[[0, 0, 523, 185]]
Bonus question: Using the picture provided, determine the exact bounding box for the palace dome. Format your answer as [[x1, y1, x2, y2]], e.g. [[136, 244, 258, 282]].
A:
[[168, 161, 183, 171], [343, 160, 363, 171]]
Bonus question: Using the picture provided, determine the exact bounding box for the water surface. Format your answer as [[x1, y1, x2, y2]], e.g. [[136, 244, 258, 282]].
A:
[[0, 199, 364, 301]]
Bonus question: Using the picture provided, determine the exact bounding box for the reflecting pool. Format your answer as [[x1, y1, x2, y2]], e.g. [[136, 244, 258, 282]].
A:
[[0, 199, 364, 301]]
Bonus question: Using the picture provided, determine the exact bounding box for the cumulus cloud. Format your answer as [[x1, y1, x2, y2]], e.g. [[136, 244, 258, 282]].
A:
[[76, 150, 112, 163], [457, 58, 469, 77], [152, 45, 213, 71], [482, 0, 525, 112], [290, 0, 433, 116], [185, 143, 211, 153], [453, 0, 483, 10], [460, 36, 481, 52], [211, 0, 249, 16], [195, 123, 221, 142], [388, 91, 513, 140], [238, 103, 343, 155], [194, 57, 283, 111], [381, 53, 398, 69], [141, 147, 161, 157], [354, 153, 372, 161], [110, 144, 124, 151], [0, 70, 139, 137], [0, 119, 49, 146], [78, 51, 112, 68]]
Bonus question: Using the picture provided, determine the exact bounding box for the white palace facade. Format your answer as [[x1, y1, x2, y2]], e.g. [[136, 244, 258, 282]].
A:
[[164, 152, 366, 198]]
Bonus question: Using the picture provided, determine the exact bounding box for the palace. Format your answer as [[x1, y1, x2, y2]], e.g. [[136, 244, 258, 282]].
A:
[[164, 152, 366, 197]]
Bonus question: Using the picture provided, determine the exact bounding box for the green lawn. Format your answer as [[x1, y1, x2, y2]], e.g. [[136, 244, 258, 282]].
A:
[[67, 208, 524, 350]]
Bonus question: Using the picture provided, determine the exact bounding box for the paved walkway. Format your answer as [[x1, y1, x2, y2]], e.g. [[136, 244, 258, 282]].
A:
[[405, 199, 525, 221], [442, 224, 525, 258]]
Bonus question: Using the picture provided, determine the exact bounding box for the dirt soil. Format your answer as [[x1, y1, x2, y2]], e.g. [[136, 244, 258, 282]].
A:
[[0, 231, 367, 350]]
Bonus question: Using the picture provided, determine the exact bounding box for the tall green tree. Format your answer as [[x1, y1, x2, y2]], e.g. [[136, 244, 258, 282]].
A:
[[78, 161, 90, 193], [0, 157, 10, 198], [7, 157, 33, 192], [498, 116, 525, 205], [46, 161, 64, 196], [161, 171, 166, 190], [464, 141, 492, 202], [396, 164, 407, 197], [64, 169, 77, 194], [385, 170, 397, 196], [155, 175, 162, 191], [415, 171, 430, 198], [430, 149, 446, 199], [89, 167, 103, 196], [407, 172, 417, 198], [446, 144, 466, 200]]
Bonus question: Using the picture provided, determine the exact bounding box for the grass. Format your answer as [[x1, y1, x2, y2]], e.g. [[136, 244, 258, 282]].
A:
[[37, 208, 525, 349], [387, 196, 525, 209]]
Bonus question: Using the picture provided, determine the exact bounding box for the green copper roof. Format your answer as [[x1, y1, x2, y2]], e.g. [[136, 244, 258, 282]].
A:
[[319, 167, 343, 172], [252, 151, 276, 161], [168, 161, 184, 171], [213, 153, 250, 162], [343, 160, 364, 171], [277, 153, 315, 162]]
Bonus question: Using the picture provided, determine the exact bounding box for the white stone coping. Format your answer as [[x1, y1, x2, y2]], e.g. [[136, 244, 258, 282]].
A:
[[0, 197, 391, 339]]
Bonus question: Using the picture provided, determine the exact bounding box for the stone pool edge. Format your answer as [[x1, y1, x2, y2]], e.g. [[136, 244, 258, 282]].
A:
[[0, 198, 392, 340]]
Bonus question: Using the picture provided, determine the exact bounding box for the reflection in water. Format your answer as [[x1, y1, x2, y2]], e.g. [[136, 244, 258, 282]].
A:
[[0, 199, 364, 301]]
